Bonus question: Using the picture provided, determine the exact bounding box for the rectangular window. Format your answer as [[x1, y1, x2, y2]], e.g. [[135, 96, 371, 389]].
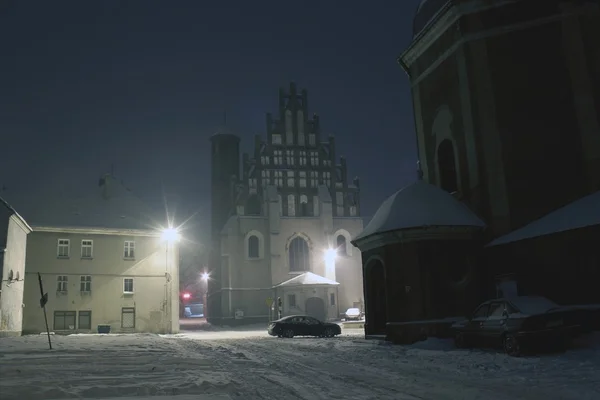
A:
[[273, 150, 283, 165], [80, 275, 91, 292], [57, 239, 70, 258], [299, 171, 306, 188], [310, 151, 319, 166], [261, 170, 270, 187], [310, 171, 318, 187], [53, 311, 76, 330], [330, 293, 336, 306], [260, 155, 270, 165], [323, 171, 331, 187], [122, 307, 135, 328], [78, 310, 91, 330], [57, 275, 68, 292], [299, 150, 307, 166], [288, 294, 296, 307], [272, 134, 282, 145], [286, 150, 295, 166], [308, 134, 316, 146], [123, 278, 134, 293], [81, 239, 93, 258], [274, 170, 283, 187], [124, 241, 135, 259], [286, 170, 295, 187]]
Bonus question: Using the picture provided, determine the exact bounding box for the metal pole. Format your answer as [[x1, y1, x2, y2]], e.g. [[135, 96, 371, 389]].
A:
[[165, 243, 170, 334], [37, 273, 52, 350]]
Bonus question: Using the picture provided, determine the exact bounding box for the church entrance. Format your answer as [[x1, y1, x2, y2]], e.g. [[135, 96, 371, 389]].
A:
[[305, 297, 326, 321], [366, 259, 387, 335]]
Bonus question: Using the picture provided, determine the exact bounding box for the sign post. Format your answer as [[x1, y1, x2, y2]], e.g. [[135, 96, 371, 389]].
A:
[[37, 273, 52, 350], [266, 297, 273, 322]]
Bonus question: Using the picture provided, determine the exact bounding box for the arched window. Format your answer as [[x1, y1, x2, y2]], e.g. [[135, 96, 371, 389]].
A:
[[336, 235, 347, 255], [246, 194, 261, 216], [289, 236, 310, 272], [437, 139, 458, 193], [248, 235, 260, 259], [287, 194, 296, 217], [300, 194, 308, 216]]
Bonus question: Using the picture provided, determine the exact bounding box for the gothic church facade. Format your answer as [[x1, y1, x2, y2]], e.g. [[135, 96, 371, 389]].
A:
[[208, 83, 364, 324]]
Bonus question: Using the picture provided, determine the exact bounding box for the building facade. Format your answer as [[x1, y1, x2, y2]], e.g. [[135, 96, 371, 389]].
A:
[[0, 198, 32, 337], [208, 83, 364, 324], [3, 174, 180, 335], [353, 0, 600, 343]]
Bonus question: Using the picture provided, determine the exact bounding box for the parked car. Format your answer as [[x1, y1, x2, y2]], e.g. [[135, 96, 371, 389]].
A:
[[268, 315, 342, 338], [344, 308, 363, 321], [452, 296, 582, 356]]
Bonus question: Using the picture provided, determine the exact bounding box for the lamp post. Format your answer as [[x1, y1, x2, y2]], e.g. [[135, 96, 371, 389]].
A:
[[201, 272, 210, 319], [161, 228, 180, 334]]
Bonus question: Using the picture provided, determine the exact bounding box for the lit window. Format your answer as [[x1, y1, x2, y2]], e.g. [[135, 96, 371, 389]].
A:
[[286, 150, 295, 166], [310, 151, 318, 166], [287, 170, 295, 187], [323, 171, 331, 187], [299, 151, 307, 166], [261, 170, 270, 187], [274, 170, 283, 187], [261, 155, 270, 165], [310, 171, 318, 187], [273, 150, 283, 165], [299, 171, 306, 187]]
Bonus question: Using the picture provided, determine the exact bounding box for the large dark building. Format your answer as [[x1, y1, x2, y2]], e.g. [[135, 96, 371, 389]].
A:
[[353, 0, 600, 342]]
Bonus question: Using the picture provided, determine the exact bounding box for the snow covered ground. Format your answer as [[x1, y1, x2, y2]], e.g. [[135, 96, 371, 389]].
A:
[[0, 327, 599, 400]]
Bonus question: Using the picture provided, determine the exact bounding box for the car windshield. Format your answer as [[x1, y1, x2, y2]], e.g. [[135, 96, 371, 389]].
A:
[[509, 296, 559, 315], [346, 308, 360, 314]]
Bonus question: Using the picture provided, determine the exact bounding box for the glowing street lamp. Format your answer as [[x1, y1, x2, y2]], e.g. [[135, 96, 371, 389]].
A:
[[161, 227, 180, 243], [201, 272, 210, 282], [324, 248, 337, 282], [324, 248, 337, 265]]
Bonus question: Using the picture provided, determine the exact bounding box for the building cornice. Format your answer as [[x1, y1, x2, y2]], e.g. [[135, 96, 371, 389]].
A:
[[352, 226, 483, 252], [31, 225, 160, 237], [9, 213, 32, 234]]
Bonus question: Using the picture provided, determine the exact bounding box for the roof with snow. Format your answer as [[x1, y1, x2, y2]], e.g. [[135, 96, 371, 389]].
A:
[[487, 190, 600, 247], [353, 181, 486, 242], [0, 195, 32, 231], [0, 175, 162, 231], [275, 272, 339, 288]]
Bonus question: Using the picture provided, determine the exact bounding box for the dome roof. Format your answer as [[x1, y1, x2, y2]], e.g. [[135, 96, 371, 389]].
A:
[[353, 180, 485, 242], [413, 0, 452, 37]]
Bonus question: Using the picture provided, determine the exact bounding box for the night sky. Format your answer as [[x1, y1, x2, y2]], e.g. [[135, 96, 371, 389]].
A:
[[1, 0, 419, 241]]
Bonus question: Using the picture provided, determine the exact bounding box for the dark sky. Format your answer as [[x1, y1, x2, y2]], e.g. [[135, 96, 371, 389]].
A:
[[0, 0, 419, 240]]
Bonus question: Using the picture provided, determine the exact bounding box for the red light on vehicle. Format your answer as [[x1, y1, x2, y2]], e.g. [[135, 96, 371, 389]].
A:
[[182, 293, 191, 299]]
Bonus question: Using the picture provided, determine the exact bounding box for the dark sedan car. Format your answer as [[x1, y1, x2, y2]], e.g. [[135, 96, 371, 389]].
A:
[[452, 296, 582, 356], [268, 315, 341, 338]]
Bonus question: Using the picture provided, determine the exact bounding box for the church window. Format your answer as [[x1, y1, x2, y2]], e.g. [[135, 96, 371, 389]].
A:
[[300, 194, 308, 216], [308, 134, 316, 146], [261, 155, 270, 165], [273, 150, 283, 165], [323, 171, 331, 187], [285, 110, 293, 145], [310, 151, 318, 166], [299, 151, 307, 166], [437, 139, 459, 194], [248, 235, 260, 259], [289, 236, 310, 272], [261, 170, 270, 187], [287, 194, 296, 217], [299, 171, 306, 188], [310, 171, 318, 187], [246, 194, 261, 216], [272, 134, 282, 145], [287, 170, 295, 187], [337, 235, 347, 255], [286, 150, 295, 166], [297, 110, 305, 146], [273, 170, 283, 187]]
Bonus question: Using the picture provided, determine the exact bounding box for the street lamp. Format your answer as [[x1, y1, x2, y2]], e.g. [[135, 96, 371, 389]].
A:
[[161, 227, 180, 334], [201, 272, 210, 281], [324, 248, 337, 282]]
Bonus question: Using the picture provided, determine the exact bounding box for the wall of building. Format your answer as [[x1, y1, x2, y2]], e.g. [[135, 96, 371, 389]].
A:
[[0, 215, 30, 337], [22, 231, 179, 334]]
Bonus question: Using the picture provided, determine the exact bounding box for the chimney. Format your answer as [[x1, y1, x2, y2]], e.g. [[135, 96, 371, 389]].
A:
[[99, 173, 112, 200]]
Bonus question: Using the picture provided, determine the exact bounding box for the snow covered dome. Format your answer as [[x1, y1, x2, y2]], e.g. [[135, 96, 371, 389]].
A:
[[353, 181, 485, 243]]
